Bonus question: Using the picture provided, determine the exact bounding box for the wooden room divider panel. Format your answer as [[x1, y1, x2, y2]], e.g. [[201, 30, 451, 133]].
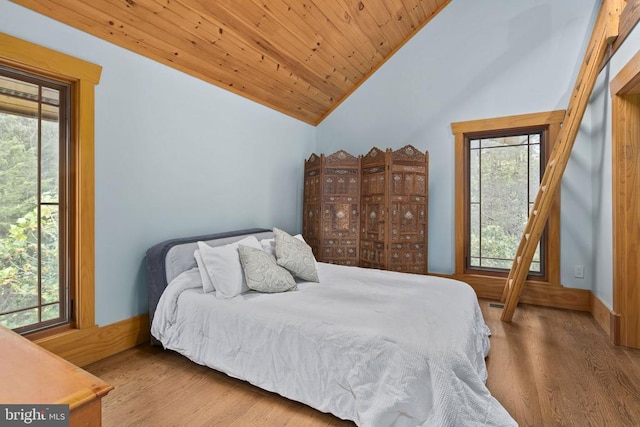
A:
[[303, 150, 361, 266], [302, 153, 322, 257], [360, 147, 389, 270], [304, 145, 428, 274], [387, 145, 429, 274]]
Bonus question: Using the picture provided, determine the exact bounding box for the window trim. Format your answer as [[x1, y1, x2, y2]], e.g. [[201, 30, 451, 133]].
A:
[[452, 110, 564, 287], [0, 32, 102, 335]]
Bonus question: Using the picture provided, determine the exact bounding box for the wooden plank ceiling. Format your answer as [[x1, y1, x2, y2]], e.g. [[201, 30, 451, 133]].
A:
[[11, 0, 450, 125]]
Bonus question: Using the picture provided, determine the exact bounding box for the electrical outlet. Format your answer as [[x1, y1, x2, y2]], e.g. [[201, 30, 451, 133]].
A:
[[574, 264, 584, 279]]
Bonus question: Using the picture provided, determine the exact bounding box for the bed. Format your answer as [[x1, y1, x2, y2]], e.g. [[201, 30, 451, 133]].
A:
[[147, 228, 516, 426]]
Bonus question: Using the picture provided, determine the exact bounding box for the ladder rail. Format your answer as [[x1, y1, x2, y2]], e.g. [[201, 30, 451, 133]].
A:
[[501, 0, 623, 321]]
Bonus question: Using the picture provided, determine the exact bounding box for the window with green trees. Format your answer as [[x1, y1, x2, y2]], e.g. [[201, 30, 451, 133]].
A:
[[452, 111, 563, 285], [0, 66, 70, 333], [467, 131, 545, 275]]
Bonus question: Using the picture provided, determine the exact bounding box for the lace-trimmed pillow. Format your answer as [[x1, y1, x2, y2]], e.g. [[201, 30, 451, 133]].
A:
[[273, 228, 319, 282], [238, 245, 297, 293]]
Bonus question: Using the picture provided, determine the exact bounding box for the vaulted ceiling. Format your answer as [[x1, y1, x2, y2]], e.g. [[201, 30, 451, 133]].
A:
[[11, 0, 450, 124]]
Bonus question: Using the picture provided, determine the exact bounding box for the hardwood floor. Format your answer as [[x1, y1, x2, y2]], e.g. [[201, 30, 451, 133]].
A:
[[85, 300, 640, 426], [482, 301, 640, 426], [85, 344, 351, 427]]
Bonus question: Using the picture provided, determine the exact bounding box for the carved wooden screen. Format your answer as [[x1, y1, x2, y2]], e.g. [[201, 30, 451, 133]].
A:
[[303, 153, 322, 258], [303, 150, 360, 266], [388, 145, 429, 274], [360, 147, 389, 270], [305, 146, 428, 273]]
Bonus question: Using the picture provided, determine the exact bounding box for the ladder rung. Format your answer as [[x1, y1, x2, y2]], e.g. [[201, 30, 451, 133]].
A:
[[532, 210, 538, 216], [525, 233, 530, 240], [540, 185, 547, 192]]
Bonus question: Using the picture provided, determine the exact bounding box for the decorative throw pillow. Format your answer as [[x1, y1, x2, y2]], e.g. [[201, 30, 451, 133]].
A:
[[197, 236, 263, 299], [238, 245, 297, 293], [194, 249, 215, 293], [273, 228, 319, 282]]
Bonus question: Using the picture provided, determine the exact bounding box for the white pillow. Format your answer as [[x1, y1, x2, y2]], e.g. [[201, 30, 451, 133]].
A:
[[260, 238, 276, 256], [194, 249, 215, 293], [197, 236, 263, 299]]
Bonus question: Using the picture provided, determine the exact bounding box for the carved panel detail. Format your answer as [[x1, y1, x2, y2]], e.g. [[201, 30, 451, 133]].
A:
[[303, 151, 360, 265], [304, 146, 428, 273]]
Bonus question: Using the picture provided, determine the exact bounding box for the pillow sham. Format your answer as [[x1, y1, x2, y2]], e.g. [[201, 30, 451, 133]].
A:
[[197, 236, 263, 299], [194, 249, 215, 293], [273, 227, 319, 282], [238, 245, 297, 293]]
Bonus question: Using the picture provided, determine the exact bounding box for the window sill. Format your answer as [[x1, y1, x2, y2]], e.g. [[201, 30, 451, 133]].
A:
[[24, 323, 74, 341], [454, 272, 562, 290], [27, 325, 99, 347]]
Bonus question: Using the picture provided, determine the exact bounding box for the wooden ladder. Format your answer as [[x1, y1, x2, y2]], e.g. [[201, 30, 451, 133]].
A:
[[501, 0, 624, 322]]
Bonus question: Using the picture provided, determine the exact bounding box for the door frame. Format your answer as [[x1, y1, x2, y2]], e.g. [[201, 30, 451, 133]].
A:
[[610, 49, 640, 348]]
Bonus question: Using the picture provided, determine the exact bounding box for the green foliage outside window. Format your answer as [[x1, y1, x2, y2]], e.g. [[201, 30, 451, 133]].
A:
[[468, 134, 542, 273], [0, 113, 61, 330]]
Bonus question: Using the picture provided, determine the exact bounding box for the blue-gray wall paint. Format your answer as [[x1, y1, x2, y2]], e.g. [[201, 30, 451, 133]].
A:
[[316, 0, 601, 290], [0, 1, 315, 325]]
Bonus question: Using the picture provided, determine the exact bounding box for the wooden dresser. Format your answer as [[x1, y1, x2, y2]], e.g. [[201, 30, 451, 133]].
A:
[[0, 325, 113, 426]]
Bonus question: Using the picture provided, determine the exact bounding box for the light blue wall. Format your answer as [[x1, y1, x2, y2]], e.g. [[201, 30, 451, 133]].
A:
[[317, 0, 601, 290], [0, 1, 315, 325], [583, 24, 640, 309]]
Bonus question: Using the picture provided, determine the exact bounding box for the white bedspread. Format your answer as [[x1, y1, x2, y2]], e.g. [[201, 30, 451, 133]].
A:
[[152, 263, 516, 426]]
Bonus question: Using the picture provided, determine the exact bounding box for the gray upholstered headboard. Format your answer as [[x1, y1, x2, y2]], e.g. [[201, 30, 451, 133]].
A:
[[146, 228, 273, 345]]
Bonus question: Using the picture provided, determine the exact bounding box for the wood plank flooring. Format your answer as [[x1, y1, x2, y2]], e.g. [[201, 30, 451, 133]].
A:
[[483, 301, 640, 426], [85, 300, 640, 426]]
